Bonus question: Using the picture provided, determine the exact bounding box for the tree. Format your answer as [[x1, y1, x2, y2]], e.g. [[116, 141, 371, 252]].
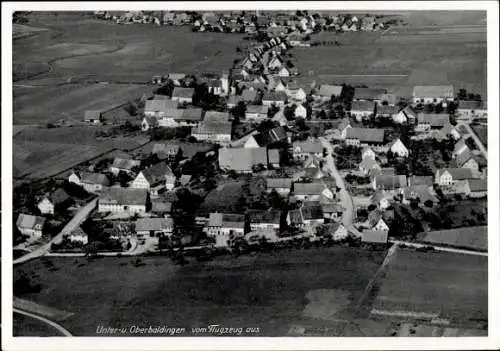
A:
[[124, 101, 138, 116], [457, 88, 467, 100], [231, 101, 246, 121]]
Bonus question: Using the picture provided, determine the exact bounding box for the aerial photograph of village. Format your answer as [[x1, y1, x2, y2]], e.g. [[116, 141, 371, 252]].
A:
[[10, 7, 488, 340]]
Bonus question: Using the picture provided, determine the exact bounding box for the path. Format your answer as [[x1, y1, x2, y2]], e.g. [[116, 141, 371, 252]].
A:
[[389, 239, 487, 257], [319, 137, 362, 237], [13, 308, 73, 337], [13, 198, 98, 265], [456, 122, 487, 160]]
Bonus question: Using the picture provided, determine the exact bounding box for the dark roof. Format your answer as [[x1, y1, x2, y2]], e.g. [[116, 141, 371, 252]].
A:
[[417, 226, 487, 251], [346, 128, 385, 143], [141, 162, 173, 185], [409, 176, 434, 187], [294, 182, 328, 196], [439, 168, 474, 180], [262, 91, 287, 102], [136, 218, 173, 231], [457, 100, 483, 110], [247, 209, 281, 224], [208, 213, 245, 228], [172, 87, 195, 99], [80, 172, 109, 185], [84, 110, 101, 120], [351, 100, 375, 112], [204, 111, 230, 123], [377, 105, 399, 116], [145, 99, 178, 113], [468, 179, 487, 192], [151, 200, 172, 213], [99, 187, 148, 206], [353, 88, 387, 100], [252, 126, 287, 147], [375, 175, 407, 190], [50, 188, 70, 205]]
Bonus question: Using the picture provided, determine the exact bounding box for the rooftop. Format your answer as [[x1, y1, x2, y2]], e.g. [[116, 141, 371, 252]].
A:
[[413, 85, 454, 98], [99, 187, 148, 206]]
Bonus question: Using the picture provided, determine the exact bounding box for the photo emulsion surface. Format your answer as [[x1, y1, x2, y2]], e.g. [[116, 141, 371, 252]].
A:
[[11, 9, 488, 339]]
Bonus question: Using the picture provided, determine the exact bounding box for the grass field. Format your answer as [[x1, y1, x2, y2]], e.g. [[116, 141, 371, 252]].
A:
[[13, 312, 62, 337], [297, 12, 486, 98], [13, 247, 386, 336], [371, 249, 487, 327]]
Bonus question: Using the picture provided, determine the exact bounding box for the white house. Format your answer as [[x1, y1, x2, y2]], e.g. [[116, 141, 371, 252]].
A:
[[171, 87, 195, 104], [66, 226, 88, 244], [247, 210, 282, 232], [287, 205, 325, 229], [278, 66, 290, 77], [131, 162, 175, 196], [98, 188, 148, 214], [266, 178, 293, 196], [294, 104, 307, 118], [16, 214, 45, 239], [389, 139, 409, 157], [79, 172, 110, 193], [293, 182, 334, 202], [362, 147, 376, 160], [135, 217, 174, 239], [330, 223, 349, 241], [205, 213, 246, 247], [292, 140, 323, 160], [413, 85, 454, 105], [245, 105, 269, 121], [434, 168, 475, 186], [369, 213, 389, 232]]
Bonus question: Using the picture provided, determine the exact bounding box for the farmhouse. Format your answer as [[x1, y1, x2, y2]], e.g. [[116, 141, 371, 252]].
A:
[[373, 174, 407, 191], [262, 91, 287, 106], [266, 178, 293, 196], [370, 191, 393, 210], [388, 138, 409, 157], [467, 179, 487, 198], [245, 105, 269, 121], [313, 84, 343, 101], [151, 143, 180, 161], [324, 222, 349, 241], [135, 217, 174, 238], [158, 108, 204, 127], [218, 147, 269, 173], [353, 88, 387, 102], [454, 148, 482, 170], [287, 205, 324, 229], [244, 126, 287, 148], [65, 226, 88, 245], [131, 162, 175, 195], [456, 100, 487, 123], [16, 214, 45, 239], [37, 188, 71, 215], [413, 85, 454, 104], [436, 122, 461, 140], [376, 105, 399, 118], [171, 87, 195, 104], [453, 138, 470, 157], [408, 175, 434, 188], [294, 104, 307, 118], [434, 168, 476, 186], [321, 203, 344, 221], [144, 99, 179, 117], [205, 213, 246, 247], [293, 182, 334, 202], [247, 209, 282, 231], [292, 140, 323, 160], [368, 211, 390, 232], [350, 100, 375, 120], [84, 110, 102, 125], [361, 147, 376, 160], [191, 121, 232, 143], [110, 157, 141, 175], [415, 113, 450, 131], [401, 186, 439, 206], [77, 172, 110, 193], [98, 187, 148, 214], [345, 128, 385, 148], [241, 89, 260, 104], [393, 105, 417, 124], [207, 79, 223, 95], [359, 158, 381, 176], [141, 116, 158, 131], [204, 111, 231, 123]]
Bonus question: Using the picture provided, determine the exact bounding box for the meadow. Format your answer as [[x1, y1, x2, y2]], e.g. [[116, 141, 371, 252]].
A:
[[13, 247, 385, 336]]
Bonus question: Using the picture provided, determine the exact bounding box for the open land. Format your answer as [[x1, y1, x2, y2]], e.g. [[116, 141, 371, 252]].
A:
[[13, 247, 386, 336], [13, 312, 62, 336]]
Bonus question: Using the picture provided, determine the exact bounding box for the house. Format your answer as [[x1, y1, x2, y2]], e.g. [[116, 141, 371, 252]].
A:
[[294, 104, 307, 118], [415, 113, 450, 131], [288, 85, 307, 102], [345, 128, 385, 147], [370, 191, 393, 210], [393, 105, 417, 124], [359, 158, 381, 176], [79, 172, 109, 193], [16, 214, 45, 239], [353, 88, 387, 102], [191, 121, 232, 143], [329, 223, 349, 241], [167, 73, 186, 86], [361, 230, 388, 244], [135, 217, 174, 238], [205, 213, 246, 247], [368, 211, 390, 232], [456, 100, 487, 123], [350, 100, 375, 121], [268, 56, 283, 69], [151, 199, 172, 216], [131, 162, 175, 195], [362, 147, 376, 160], [388, 138, 409, 157], [436, 122, 461, 140], [151, 143, 181, 161], [454, 148, 480, 170], [313, 84, 343, 101], [292, 140, 323, 160], [413, 85, 454, 105], [245, 105, 269, 121], [402, 186, 439, 206], [110, 158, 141, 175], [171, 87, 195, 104], [408, 175, 434, 188], [273, 79, 287, 92], [144, 99, 178, 117], [453, 138, 470, 158], [244, 126, 287, 148], [141, 116, 158, 131], [218, 147, 269, 173], [37, 188, 71, 215], [84, 110, 102, 124], [467, 179, 487, 198], [65, 226, 88, 244], [440, 179, 471, 196], [207, 79, 223, 95], [434, 168, 476, 186], [321, 203, 344, 221], [266, 178, 293, 196], [373, 174, 407, 191], [247, 209, 282, 231], [376, 105, 399, 118], [204, 111, 231, 123], [98, 187, 148, 213], [293, 182, 334, 202], [287, 205, 324, 229], [241, 89, 260, 104], [379, 93, 398, 106], [262, 91, 287, 106]]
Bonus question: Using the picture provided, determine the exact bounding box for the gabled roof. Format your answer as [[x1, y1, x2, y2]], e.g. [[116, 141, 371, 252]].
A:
[[377, 105, 399, 116], [468, 179, 487, 192], [145, 99, 178, 113], [152, 143, 180, 155], [252, 126, 287, 147], [140, 162, 173, 184], [293, 140, 323, 154], [267, 177, 293, 189], [409, 175, 434, 187], [375, 174, 407, 190], [294, 182, 328, 196], [17, 213, 45, 230], [84, 110, 101, 120], [403, 186, 439, 203], [454, 148, 475, 167], [246, 105, 269, 114], [151, 200, 172, 213], [359, 158, 380, 171], [368, 210, 386, 227], [417, 113, 450, 127], [317, 84, 343, 97], [247, 209, 281, 224], [370, 190, 392, 204], [49, 188, 70, 205], [179, 108, 203, 121], [192, 121, 232, 136], [136, 217, 173, 231], [300, 205, 324, 220], [218, 147, 268, 172], [457, 100, 483, 110], [204, 111, 230, 123], [346, 127, 385, 143], [262, 90, 287, 102], [241, 89, 259, 102], [208, 213, 245, 228], [439, 167, 474, 180], [351, 100, 375, 112], [413, 85, 454, 98], [99, 187, 148, 206], [353, 88, 387, 100], [80, 172, 109, 185], [172, 87, 195, 99]]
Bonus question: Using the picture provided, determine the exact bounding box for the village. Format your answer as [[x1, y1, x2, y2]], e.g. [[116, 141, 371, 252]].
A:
[[13, 10, 488, 265]]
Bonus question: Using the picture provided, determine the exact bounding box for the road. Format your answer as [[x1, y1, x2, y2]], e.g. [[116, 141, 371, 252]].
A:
[[13, 308, 73, 337], [389, 240, 488, 257], [456, 122, 487, 160], [13, 198, 98, 265], [319, 137, 362, 237]]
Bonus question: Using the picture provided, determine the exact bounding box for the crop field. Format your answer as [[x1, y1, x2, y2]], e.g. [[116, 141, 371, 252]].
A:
[[296, 13, 486, 98], [371, 249, 487, 327], [13, 83, 153, 125], [13, 247, 386, 336]]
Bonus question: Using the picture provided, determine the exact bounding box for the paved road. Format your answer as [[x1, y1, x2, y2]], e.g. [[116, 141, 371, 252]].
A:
[[389, 240, 488, 257], [13, 199, 98, 265], [456, 122, 488, 160], [320, 137, 362, 237], [13, 308, 73, 337]]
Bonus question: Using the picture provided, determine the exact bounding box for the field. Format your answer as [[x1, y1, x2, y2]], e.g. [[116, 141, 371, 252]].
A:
[[471, 124, 487, 147], [371, 249, 487, 327], [296, 12, 486, 98], [13, 247, 386, 336], [13, 312, 62, 336], [13, 127, 149, 179], [13, 83, 153, 124]]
